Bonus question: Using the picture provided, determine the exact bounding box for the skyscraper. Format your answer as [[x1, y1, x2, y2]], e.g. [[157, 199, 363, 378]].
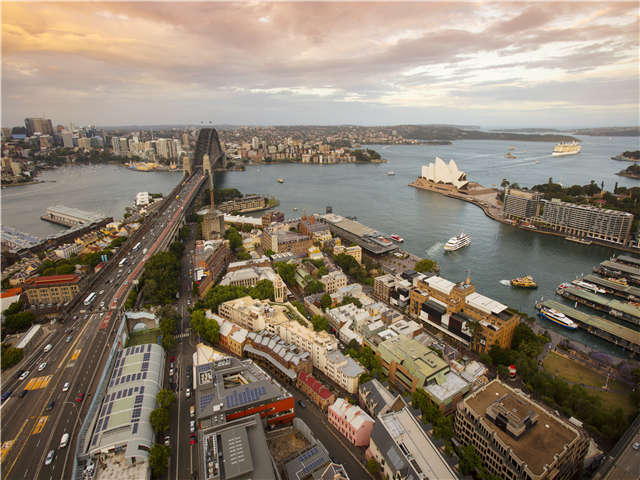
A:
[[252, 136, 260, 150], [68, 121, 75, 133], [24, 117, 53, 137], [112, 137, 121, 155]]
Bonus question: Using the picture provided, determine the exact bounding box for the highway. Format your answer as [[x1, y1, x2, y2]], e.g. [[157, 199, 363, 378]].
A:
[[1, 172, 205, 480]]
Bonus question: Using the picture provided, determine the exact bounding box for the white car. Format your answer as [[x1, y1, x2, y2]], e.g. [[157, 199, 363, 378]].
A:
[[62, 382, 70, 392], [99, 290, 104, 295], [38, 362, 47, 372], [45, 450, 55, 466], [19, 371, 30, 381], [186, 388, 191, 398]]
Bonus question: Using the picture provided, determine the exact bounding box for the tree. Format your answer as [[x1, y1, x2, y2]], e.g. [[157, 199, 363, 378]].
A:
[[248, 279, 274, 301], [457, 444, 482, 475], [2, 299, 24, 316], [321, 294, 332, 311], [306, 280, 324, 295], [148, 443, 172, 478], [149, 407, 171, 433], [3, 311, 35, 334], [227, 227, 243, 251], [291, 301, 307, 317], [56, 264, 76, 275], [275, 262, 297, 285], [366, 459, 380, 475], [157, 389, 177, 410], [264, 249, 275, 258], [310, 315, 330, 333], [169, 241, 185, 258], [160, 316, 177, 336], [478, 352, 493, 366], [162, 334, 177, 351], [414, 258, 439, 273], [1, 346, 23, 368], [42, 267, 56, 277], [236, 248, 252, 261], [142, 252, 181, 305]]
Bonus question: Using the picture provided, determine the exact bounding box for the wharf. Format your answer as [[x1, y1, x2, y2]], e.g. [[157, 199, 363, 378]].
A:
[[593, 260, 640, 285], [556, 286, 640, 326], [582, 275, 640, 301], [536, 300, 640, 354]]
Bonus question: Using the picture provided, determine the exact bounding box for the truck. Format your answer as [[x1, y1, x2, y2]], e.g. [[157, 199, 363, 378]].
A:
[[143, 248, 148, 255]]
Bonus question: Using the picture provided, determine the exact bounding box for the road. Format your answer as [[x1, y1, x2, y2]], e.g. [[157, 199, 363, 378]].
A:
[[0, 172, 204, 480]]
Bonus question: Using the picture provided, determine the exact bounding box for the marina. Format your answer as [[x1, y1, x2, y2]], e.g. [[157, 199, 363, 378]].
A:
[[536, 300, 640, 355], [556, 286, 640, 326]]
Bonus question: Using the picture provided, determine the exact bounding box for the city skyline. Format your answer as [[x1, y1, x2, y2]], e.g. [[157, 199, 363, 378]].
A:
[[2, 1, 639, 129]]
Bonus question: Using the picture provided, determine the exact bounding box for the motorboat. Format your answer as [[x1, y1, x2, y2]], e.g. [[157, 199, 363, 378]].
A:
[[389, 235, 404, 243]]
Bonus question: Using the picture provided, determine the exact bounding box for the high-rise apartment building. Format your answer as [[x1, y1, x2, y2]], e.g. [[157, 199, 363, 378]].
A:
[[24, 117, 54, 137], [455, 380, 589, 480], [503, 189, 542, 221], [68, 121, 75, 133], [252, 136, 260, 150], [542, 199, 633, 244], [119, 138, 129, 152], [112, 137, 121, 155]]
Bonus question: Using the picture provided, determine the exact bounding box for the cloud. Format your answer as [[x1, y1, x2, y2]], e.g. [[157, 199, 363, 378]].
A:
[[1, 1, 638, 127]]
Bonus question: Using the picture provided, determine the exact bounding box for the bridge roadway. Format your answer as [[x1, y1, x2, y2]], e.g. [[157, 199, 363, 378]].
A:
[[0, 172, 205, 480]]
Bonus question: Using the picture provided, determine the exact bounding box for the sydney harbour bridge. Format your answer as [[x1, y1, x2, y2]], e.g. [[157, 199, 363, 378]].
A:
[[183, 127, 226, 189]]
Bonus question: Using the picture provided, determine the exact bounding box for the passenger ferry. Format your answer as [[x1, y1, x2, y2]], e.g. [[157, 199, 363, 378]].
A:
[[510, 275, 538, 288], [571, 280, 605, 294], [552, 142, 581, 156], [444, 232, 470, 252], [389, 235, 404, 243], [538, 308, 579, 330]]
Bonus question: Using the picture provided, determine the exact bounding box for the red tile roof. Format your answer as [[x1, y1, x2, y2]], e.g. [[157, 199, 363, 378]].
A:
[[298, 372, 334, 400], [1, 287, 23, 298], [32, 274, 80, 285]]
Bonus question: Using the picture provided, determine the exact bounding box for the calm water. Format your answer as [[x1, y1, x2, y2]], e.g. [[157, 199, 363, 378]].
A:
[[3, 136, 640, 356]]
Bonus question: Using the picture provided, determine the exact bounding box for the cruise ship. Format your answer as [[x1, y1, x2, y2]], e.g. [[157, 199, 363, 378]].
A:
[[552, 142, 581, 156], [444, 232, 470, 252], [538, 307, 579, 330]]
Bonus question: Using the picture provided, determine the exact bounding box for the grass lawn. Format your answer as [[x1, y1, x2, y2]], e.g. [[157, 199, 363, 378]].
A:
[[127, 328, 161, 347], [543, 351, 636, 417]]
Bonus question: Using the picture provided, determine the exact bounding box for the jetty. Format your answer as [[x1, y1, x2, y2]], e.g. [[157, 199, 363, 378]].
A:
[[581, 275, 640, 301], [536, 300, 640, 355], [593, 259, 640, 286], [556, 286, 640, 326]]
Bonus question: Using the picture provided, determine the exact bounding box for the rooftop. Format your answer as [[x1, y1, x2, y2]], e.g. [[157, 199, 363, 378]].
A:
[[465, 381, 580, 476], [30, 274, 80, 286], [47, 205, 107, 223], [423, 371, 469, 402]]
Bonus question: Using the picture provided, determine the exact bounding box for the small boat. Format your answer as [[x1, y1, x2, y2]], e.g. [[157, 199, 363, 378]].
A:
[[444, 232, 470, 252], [389, 235, 404, 243], [534, 161, 540, 164], [571, 280, 605, 294], [504, 153, 516, 158], [607, 277, 628, 286], [523, 150, 527, 153], [278, 178, 284, 183], [293, 208, 298, 211], [387, 171, 395, 176], [538, 308, 579, 330], [508, 147, 515, 150], [510, 275, 538, 288]]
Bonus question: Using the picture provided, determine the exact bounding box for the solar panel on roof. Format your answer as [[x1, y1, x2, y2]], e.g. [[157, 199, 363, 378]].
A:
[[103, 416, 110, 431], [198, 364, 210, 373], [109, 380, 115, 388], [302, 457, 325, 473], [96, 419, 103, 432], [200, 393, 215, 413], [141, 362, 149, 372], [115, 378, 120, 386], [107, 403, 114, 414], [147, 344, 152, 352], [142, 372, 147, 380], [92, 434, 100, 446], [117, 390, 122, 399], [129, 388, 133, 396], [100, 405, 107, 417]]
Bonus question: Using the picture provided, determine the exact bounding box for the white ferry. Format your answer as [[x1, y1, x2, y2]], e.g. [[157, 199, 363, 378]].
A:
[[552, 142, 581, 156], [389, 235, 404, 243], [571, 280, 605, 294], [538, 308, 579, 330], [444, 232, 470, 252], [387, 171, 395, 176]]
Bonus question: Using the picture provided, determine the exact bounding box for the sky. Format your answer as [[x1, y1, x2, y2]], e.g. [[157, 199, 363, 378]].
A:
[[1, 1, 639, 129]]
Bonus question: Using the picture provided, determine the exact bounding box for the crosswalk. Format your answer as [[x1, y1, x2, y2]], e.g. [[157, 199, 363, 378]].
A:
[[24, 375, 52, 391], [175, 332, 189, 339]]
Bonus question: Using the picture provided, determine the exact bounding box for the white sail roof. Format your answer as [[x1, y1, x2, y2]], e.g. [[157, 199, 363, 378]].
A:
[[422, 157, 468, 189]]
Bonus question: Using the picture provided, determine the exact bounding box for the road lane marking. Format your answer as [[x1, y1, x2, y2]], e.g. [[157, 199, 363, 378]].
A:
[[33, 416, 49, 435], [1, 441, 14, 463], [26, 376, 53, 391], [71, 350, 81, 361]]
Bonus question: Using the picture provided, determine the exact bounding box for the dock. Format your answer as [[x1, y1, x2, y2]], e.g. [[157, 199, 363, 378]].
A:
[[582, 275, 640, 301], [593, 260, 640, 285], [556, 286, 640, 326], [536, 300, 640, 354]]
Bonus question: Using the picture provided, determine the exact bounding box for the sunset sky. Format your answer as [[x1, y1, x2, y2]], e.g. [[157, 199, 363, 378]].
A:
[[2, 1, 638, 129]]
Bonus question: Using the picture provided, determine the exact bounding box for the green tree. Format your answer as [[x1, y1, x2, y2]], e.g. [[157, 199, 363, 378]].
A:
[[169, 241, 185, 258], [202, 316, 221, 344], [142, 252, 181, 305], [3, 311, 35, 334], [157, 389, 177, 410], [275, 262, 297, 285], [42, 267, 56, 276], [227, 227, 243, 251], [1, 346, 24, 368], [310, 315, 330, 333], [149, 407, 171, 433], [179, 225, 190, 240], [162, 334, 177, 351], [366, 459, 380, 475], [55, 264, 75, 275], [414, 258, 439, 273], [190, 310, 206, 336], [306, 280, 324, 295], [321, 294, 332, 311], [338, 296, 362, 309], [291, 301, 307, 317], [2, 299, 24, 316], [236, 248, 252, 261], [457, 444, 482, 475], [148, 443, 172, 478]]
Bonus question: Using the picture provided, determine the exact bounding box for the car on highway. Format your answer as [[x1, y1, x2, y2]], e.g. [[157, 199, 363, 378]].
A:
[[165, 436, 170, 447], [19, 371, 30, 381], [190, 420, 196, 433], [66, 328, 73, 334], [45, 450, 55, 466], [169, 368, 174, 377], [38, 362, 47, 371], [330, 456, 339, 464], [1, 391, 13, 402], [186, 388, 191, 398], [124, 281, 129, 286], [44, 344, 53, 353], [14, 369, 25, 379], [100, 301, 105, 308], [190, 433, 196, 445], [46, 400, 55, 411], [633, 442, 640, 451], [66, 336, 73, 342], [19, 389, 28, 398], [99, 290, 104, 295], [73, 316, 78, 321], [168, 376, 173, 384], [62, 382, 71, 392], [297, 400, 306, 408], [170, 356, 174, 363], [76, 392, 85, 402]]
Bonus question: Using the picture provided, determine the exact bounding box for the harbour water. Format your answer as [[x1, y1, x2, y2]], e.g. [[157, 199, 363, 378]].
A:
[[2, 135, 639, 356]]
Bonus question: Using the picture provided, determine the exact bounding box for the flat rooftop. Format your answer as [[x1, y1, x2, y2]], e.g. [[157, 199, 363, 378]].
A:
[[466, 381, 579, 476], [47, 205, 107, 223]]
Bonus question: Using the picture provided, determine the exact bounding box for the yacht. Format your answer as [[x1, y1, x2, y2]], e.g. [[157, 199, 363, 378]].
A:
[[389, 235, 404, 243], [571, 280, 605, 294], [538, 308, 579, 330], [444, 232, 470, 252], [552, 142, 581, 156]]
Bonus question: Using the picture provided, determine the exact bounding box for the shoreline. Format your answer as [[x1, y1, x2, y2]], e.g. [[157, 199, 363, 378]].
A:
[[408, 178, 640, 254]]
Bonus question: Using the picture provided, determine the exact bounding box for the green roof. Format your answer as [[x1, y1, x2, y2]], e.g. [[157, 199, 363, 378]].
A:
[[559, 287, 640, 321]]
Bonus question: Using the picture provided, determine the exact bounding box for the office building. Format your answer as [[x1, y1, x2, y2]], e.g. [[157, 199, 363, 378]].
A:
[[542, 199, 633, 244], [503, 189, 542, 221], [328, 398, 374, 447], [119, 137, 129, 153], [373, 274, 396, 303], [24, 117, 53, 137], [367, 405, 464, 480], [61, 132, 74, 148], [262, 229, 312, 255], [25, 274, 87, 305], [332, 244, 362, 264], [455, 380, 590, 480], [112, 136, 121, 155], [195, 357, 295, 429]]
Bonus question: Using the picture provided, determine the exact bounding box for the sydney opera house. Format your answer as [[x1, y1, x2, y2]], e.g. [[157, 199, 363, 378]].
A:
[[409, 157, 471, 195]]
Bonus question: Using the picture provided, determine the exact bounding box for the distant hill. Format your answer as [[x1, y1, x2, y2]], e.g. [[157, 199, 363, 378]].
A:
[[400, 125, 579, 143], [564, 126, 639, 137]]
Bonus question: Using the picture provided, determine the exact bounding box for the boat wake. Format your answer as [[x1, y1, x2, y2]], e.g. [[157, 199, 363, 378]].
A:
[[427, 242, 444, 256], [499, 280, 511, 286], [382, 146, 390, 150]]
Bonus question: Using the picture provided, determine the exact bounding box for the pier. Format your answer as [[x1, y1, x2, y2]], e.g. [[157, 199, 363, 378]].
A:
[[593, 260, 640, 285], [582, 275, 640, 301], [556, 286, 640, 326], [535, 300, 640, 355]]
